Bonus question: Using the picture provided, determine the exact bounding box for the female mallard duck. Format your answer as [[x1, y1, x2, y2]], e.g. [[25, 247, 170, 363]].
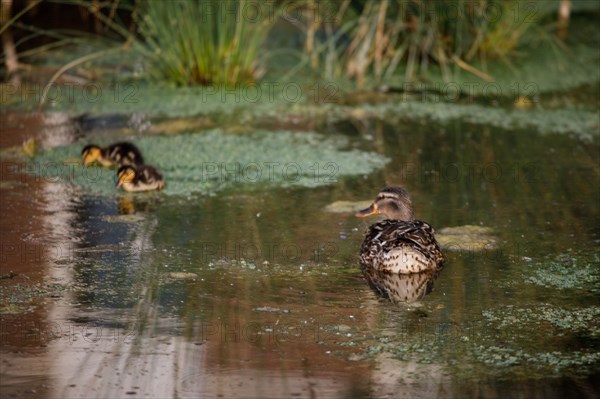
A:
[[355, 187, 444, 274], [82, 142, 144, 167], [116, 165, 165, 192]]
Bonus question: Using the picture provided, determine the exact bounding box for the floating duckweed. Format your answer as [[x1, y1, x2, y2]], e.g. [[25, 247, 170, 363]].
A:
[[482, 305, 600, 337], [0, 283, 66, 314], [362, 301, 599, 378], [33, 129, 389, 196], [525, 259, 600, 291], [471, 346, 600, 372]]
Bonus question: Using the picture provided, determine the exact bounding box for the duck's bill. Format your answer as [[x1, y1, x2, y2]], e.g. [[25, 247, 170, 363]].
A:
[[116, 179, 124, 188], [355, 204, 378, 218]]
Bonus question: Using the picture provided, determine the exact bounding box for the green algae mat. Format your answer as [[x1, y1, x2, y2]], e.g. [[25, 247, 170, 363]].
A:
[[33, 129, 389, 196]]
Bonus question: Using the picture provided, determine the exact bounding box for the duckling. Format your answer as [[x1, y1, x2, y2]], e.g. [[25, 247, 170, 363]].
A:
[[355, 187, 444, 274], [116, 165, 165, 192], [82, 142, 144, 167]]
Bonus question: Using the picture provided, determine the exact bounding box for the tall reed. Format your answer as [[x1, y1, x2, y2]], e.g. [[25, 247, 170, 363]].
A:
[[136, 0, 280, 86], [304, 0, 554, 88]]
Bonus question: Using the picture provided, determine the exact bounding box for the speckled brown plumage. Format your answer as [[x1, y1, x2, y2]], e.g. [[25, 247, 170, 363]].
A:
[[356, 187, 444, 274], [359, 219, 444, 274]]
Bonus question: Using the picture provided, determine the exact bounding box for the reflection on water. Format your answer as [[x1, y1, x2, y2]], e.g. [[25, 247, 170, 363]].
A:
[[0, 112, 81, 149], [1, 113, 599, 398], [363, 268, 441, 303]]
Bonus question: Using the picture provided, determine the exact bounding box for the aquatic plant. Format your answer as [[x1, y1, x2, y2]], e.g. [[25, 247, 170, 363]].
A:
[[3, 0, 282, 95], [0, 0, 141, 107], [525, 258, 600, 291], [471, 345, 600, 372], [33, 129, 389, 196], [300, 0, 562, 88], [482, 305, 600, 337], [136, 0, 281, 86]]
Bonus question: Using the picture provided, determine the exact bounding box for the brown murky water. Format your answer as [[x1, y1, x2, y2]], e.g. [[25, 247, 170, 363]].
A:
[[1, 110, 599, 398]]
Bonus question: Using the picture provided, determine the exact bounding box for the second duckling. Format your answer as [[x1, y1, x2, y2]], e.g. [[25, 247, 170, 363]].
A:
[[82, 142, 144, 167], [116, 165, 165, 192]]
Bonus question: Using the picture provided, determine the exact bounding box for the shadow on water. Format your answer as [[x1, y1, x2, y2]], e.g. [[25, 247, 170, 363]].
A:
[[1, 112, 599, 398]]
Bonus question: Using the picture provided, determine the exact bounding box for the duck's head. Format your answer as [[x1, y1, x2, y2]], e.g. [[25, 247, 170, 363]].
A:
[[81, 144, 101, 166], [116, 165, 136, 188], [355, 186, 415, 221]]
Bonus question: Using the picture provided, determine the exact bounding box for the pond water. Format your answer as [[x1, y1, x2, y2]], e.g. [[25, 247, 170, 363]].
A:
[[1, 111, 599, 398]]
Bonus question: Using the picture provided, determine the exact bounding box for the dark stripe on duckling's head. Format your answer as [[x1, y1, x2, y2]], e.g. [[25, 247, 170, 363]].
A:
[[81, 144, 100, 155], [81, 144, 102, 166], [116, 165, 136, 188]]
